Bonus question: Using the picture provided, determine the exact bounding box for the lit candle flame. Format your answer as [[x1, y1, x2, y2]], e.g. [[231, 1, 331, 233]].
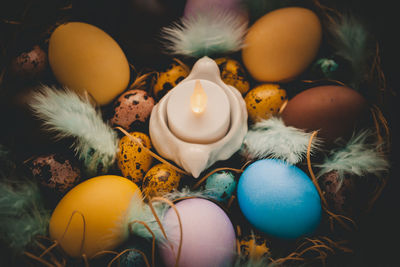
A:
[[191, 80, 207, 114]]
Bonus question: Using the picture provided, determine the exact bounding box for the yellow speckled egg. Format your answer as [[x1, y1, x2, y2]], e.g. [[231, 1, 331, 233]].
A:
[[242, 7, 322, 82], [49, 175, 142, 258], [239, 235, 270, 261], [117, 132, 153, 184], [215, 57, 250, 95], [142, 163, 183, 198], [245, 84, 287, 122], [153, 62, 189, 100], [49, 22, 130, 105]]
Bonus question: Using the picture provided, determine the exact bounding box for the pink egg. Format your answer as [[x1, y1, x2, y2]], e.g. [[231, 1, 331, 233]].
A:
[[159, 198, 236, 267], [184, 0, 246, 18], [111, 89, 155, 131]]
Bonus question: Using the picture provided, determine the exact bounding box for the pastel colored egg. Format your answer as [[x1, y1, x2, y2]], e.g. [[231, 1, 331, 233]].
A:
[[237, 159, 321, 239], [49, 22, 130, 105], [204, 171, 236, 202], [153, 62, 189, 100], [49, 175, 142, 258], [215, 57, 250, 95], [159, 198, 236, 267], [142, 163, 183, 198], [10, 45, 47, 79], [117, 132, 153, 184], [239, 235, 270, 261], [27, 154, 81, 194], [184, 0, 245, 18], [111, 89, 155, 131], [245, 83, 287, 122], [281, 85, 368, 143], [242, 7, 322, 82]]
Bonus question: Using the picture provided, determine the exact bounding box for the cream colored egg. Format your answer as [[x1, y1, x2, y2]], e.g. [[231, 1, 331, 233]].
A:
[[49, 22, 130, 105], [242, 7, 322, 82]]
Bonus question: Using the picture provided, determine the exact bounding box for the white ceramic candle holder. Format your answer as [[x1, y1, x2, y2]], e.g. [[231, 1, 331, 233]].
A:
[[149, 56, 248, 178]]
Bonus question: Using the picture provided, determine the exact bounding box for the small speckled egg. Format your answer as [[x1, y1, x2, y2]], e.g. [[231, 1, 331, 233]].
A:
[[239, 235, 270, 261], [10, 45, 47, 79], [111, 89, 155, 131], [205, 171, 236, 202], [153, 62, 189, 100], [27, 154, 81, 194], [117, 132, 153, 184], [245, 84, 287, 122], [215, 57, 250, 95], [142, 163, 183, 198], [319, 171, 355, 216]]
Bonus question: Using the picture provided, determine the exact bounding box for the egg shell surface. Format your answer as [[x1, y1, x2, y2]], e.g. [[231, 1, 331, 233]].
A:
[[159, 198, 236, 267], [142, 163, 182, 198], [49, 22, 130, 105], [153, 62, 189, 100], [49, 175, 141, 258], [242, 7, 322, 82], [111, 89, 155, 131], [237, 159, 321, 239], [281, 85, 368, 143], [117, 132, 153, 184], [215, 57, 250, 95], [245, 83, 287, 122]]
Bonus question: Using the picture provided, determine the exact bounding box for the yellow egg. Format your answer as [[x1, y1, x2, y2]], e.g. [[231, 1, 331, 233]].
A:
[[242, 7, 322, 82], [215, 57, 250, 95], [142, 163, 183, 198], [153, 62, 189, 100], [245, 84, 287, 122], [49, 175, 141, 258], [117, 132, 153, 184], [49, 22, 130, 105]]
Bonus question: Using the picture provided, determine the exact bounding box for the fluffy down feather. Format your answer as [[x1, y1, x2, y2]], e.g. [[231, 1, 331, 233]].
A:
[[241, 117, 321, 164], [29, 86, 119, 176], [0, 179, 50, 255], [317, 130, 390, 186], [161, 10, 247, 57]]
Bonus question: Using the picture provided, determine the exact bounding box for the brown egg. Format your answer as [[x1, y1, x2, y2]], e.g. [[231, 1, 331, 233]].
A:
[[10, 45, 47, 79], [111, 89, 155, 131], [242, 7, 322, 82], [281, 85, 368, 143], [142, 163, 183, 198], [244, 83, 287, 122], [27, 154, 81, 194]]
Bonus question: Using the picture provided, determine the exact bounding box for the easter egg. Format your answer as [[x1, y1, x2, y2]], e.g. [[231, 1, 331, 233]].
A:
[[215, 57, 250, 95], [117, 132, 153, 184], [204, 171, 237, 202], [111, 89, 155, 131], [49, 175, 142, 258], [10, 45, 47, 79], [49, 22, 130, 105], [242, 7, 322, 82], [239, 235, 270, 261], [27, 154, 81, 194], [237, 159, 321, 239], [153, 62, 189, 100], [281, 85, 368, 143], [245, 84, 287, 122], [142, 163, 183, 198], [184, 0, 245, 18], [159, 198, 236, 267], [119, 237, 152, 267]]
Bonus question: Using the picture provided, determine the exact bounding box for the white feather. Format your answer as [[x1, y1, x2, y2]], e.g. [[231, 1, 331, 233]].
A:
[[29, 86, 119, 176], [161, 10, 247, 57], [241, 117, 321, 164]]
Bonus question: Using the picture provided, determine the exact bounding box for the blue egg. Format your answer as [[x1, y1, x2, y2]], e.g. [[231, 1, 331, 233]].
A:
[[237, 159, 321, 239], [205, 171, 237, 202]]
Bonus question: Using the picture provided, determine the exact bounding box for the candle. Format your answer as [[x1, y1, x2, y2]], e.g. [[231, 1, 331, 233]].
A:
[[167, 79, 230, 144]]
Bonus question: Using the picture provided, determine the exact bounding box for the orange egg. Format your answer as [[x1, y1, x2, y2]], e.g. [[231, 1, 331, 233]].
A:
[[242, 7, 322, 82]]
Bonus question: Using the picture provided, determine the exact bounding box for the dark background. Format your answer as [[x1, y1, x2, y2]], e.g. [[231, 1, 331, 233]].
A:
[[1, 0, 399, 266]]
